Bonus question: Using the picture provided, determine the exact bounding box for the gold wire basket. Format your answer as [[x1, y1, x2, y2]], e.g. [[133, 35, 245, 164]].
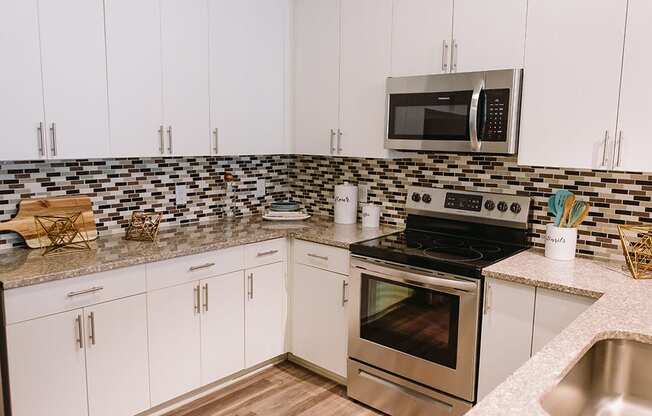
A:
[[35, 212, 91, 256], [618, 224, 652, 280], [125, 212, 162, 242]]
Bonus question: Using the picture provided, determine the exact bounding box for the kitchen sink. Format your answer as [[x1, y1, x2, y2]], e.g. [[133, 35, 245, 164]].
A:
[[541, 338, 652, 416]]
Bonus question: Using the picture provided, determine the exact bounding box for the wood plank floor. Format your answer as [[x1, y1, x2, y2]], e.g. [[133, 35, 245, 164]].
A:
[[164, 362, 383, 416]]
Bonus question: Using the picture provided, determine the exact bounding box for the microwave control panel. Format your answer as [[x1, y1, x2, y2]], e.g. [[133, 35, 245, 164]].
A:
[[483, 89, 510, 141]]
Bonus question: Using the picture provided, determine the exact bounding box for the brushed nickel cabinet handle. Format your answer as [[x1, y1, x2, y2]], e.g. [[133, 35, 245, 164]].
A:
[[337, 129, 343, 154], [441, 40, 449, 72], [601, 130, 609, 167], [342, 280, 349, 306], [194, 285, 201, 314], [213, 128, 219, 154], [49, 122, 57, 156], [307, 253, 328, 261], [75, 314, 83, 349], [248, 273, 254, 299], [167, 125, 173, 154], [159, 125, 165, 154], [189, 262, 215, 272], [88, 312, 96, 345], [67, 286, 104, 298], [330, 129, 336, 154], [257, 250, 278, 257], [451, 40, 458, 72], [616, 131, 623, 167], [483, 281, 492, 315], [203, 283, 209, 312], [37, 122, 45, 156]]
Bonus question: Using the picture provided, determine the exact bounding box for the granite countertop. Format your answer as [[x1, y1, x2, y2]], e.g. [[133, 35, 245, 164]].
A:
[[469, 249, 652, 415], [0, 215, 400, 290]]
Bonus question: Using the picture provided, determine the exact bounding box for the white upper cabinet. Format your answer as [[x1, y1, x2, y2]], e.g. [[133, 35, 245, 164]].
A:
[[452, 0, 527, 73], [105, 0, 164, 158], [38, 0, 110, 159], [0, 0, 46, 161], [160, 0, 211, 157], [292, 0, 341, 156], [209, 0, 289, 156], [518, 0, 628, 170], [614, 0, 652, 173], [338, 0, 392, 159], [390, 0, 453, 76]]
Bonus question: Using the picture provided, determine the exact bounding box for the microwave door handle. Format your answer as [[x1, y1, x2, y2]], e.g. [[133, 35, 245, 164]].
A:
[[469, 79, 485, 151]]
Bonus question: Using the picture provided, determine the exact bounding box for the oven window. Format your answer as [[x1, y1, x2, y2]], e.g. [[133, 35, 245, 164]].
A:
[[360, 274, 459, 369], [388, 91, 472, 141]]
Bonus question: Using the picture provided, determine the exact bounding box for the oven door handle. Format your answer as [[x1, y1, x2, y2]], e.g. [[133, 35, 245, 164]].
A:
[[357, 264, 477, 294], [469, 78, 485, 152]]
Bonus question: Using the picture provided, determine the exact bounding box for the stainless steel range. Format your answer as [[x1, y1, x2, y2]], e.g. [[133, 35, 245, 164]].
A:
[[347, 186, 531, 416]]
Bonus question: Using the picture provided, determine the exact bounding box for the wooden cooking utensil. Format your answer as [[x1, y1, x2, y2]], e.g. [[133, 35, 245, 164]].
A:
[[559, 194, 576, 228], [0, 196, 98, 248], [570, 203, 590, 228]]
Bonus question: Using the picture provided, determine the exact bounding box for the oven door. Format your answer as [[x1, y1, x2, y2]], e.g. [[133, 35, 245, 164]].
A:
[[349, 256, 481, 402]]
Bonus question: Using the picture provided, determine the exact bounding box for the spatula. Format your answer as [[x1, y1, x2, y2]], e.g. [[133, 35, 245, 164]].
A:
[[559, 195, 576, 228]]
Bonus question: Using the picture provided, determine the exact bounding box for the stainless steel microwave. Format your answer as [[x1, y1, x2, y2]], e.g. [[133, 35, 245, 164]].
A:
[[385, 68, 523, 154]]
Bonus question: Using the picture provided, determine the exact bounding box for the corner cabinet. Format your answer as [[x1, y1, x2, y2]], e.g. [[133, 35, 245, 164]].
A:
[[477, 277, 595, 400], [293, 0, 392, 159]]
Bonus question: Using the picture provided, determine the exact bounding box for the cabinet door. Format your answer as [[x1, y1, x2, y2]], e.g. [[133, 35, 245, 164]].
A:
[[105, 0, 164, 158], [245, 262, 286, 367], [7, 310, 88, 416], [477, 278, 535, 400], [452, 0, 526, 72], [338, 0, 391, 158], [209, 0, 288, 156], [293, 0, 340, 156], [614, 0, 652, 172], [531, 288, 594, 355], [39, 0, 110, 159], [200, 272, 245, 385], [148, 282, 201, 406], [518, 0, 627, 170], [161, 0, 211, 156], [291, 264, 347, 378], [0, 0, 46, 161], [390, 0, 453, 76], [85, 295, 150, 416]]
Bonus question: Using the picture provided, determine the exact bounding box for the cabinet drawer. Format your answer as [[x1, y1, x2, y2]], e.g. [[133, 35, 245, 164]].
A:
[[294, 240, 350, 275], [245, 239, 287, 268], [147, 246, 244, 291], [4, 265, 147, 325]]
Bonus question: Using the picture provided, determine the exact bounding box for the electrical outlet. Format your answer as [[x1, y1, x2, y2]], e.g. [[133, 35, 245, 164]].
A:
[[358, 184, 369, 204], [255, 179, 266, 198], [175, 184, 188, 206]]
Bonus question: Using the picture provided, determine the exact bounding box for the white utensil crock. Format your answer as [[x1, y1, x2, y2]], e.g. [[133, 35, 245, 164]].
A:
[[545, 224, 577, 261], [362, 204, 381, 228], [334, 182, 358, 224]]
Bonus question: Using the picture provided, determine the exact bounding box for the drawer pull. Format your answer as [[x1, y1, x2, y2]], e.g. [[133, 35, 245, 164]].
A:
[[67, 286, 104, 298], [75, 314, 83, 349], [194, 285, 201, 314], [203, 283, 209, 312], [342, 280, 349, 306], [88, 312, 96, 345], [257, 250, 279, 257], [307, 253, 329, 261], [189, 262, 215, 272]]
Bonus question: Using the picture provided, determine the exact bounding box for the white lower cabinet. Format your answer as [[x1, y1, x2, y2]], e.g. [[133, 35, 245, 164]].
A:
[[200, 271, 246, 385], [148, 281, 202, 406], [477, 278, 535, 400], [478, 279, 596, 400], [7, 309, 89, 416], [291, 263, 348, 378], [85, 295, 150, 416], [6, 294, 150, 416], [245, 262, 286, 367]]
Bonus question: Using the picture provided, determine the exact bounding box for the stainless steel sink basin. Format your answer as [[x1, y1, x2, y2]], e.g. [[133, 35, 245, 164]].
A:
[[541, 339, 652, 416]]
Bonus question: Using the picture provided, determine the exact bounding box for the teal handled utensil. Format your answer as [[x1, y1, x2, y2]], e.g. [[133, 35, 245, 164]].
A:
[[548, 190, 573, 226]]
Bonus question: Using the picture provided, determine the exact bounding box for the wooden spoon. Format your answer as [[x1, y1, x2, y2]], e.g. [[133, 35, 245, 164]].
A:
[[559, 195, 576, 228], [570, 203, 590, 228]]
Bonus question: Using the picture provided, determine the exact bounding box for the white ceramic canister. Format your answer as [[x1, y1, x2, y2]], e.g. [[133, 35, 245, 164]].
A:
[[334, 182, 358, 224], [544, 224, 578, 261], [362, 204, 381, 228]]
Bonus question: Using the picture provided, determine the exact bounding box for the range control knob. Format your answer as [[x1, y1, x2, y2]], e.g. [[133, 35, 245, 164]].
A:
[[411, 192, 421, 202], [484, 200, 495, 211], [422, 194, 432, 204], [510, 202, 522, 214], [497, 201, 509, 212]]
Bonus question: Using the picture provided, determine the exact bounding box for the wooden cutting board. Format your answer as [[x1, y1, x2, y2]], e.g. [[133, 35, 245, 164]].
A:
[[0, 196, 98, 248]]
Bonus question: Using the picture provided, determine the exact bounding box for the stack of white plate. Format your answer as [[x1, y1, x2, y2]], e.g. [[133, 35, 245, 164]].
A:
[[263, 201, 311, 221]]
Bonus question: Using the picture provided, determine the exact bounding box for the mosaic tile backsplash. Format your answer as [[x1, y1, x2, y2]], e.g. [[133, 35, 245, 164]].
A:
[[291, 154, 652, 260], [1, 153, 651, 260]]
